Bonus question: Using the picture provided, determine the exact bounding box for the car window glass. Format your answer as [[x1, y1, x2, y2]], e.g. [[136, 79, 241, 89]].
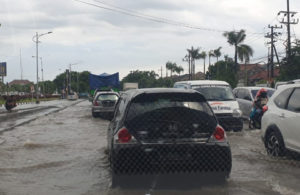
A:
[[287, 88, 300, 112], [115, 97, 126, 120], [274, 88, 294, 109], [243, 90, 252, 101], [236, 89, 243, 99], [193, 86, 235, 101], [97, 94, 119, 101]]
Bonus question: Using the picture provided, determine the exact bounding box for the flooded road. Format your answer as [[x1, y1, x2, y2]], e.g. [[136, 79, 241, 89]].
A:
[[0, 100, 300, 195]]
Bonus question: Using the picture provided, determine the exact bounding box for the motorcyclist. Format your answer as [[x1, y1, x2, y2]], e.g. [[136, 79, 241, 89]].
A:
[[250, 88, 268, 128], [5, 95, 17, 111]]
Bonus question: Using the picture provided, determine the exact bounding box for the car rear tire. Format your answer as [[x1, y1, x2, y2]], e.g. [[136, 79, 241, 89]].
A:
[[265, 130, 285, 157]]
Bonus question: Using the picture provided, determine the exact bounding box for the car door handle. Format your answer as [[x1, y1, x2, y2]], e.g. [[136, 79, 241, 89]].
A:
[[279, 113, 285, 118]]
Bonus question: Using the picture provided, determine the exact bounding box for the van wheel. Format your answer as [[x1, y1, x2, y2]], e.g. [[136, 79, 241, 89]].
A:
[[265, 130, 285, 157]]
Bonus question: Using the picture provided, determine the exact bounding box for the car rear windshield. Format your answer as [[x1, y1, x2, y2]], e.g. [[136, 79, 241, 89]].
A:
[[251, 89, 275, 98], [192, 85, 235, 101], [97, 94, 118, 101], [125, 93, 217, 140]]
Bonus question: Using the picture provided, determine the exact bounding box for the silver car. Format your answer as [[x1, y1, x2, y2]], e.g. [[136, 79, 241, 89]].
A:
[[92, 91, 119, 118], [233, 87, 275, 119]]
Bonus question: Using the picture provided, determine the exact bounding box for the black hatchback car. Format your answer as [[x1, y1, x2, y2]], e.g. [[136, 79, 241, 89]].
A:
[[107, 88, 232, 185]]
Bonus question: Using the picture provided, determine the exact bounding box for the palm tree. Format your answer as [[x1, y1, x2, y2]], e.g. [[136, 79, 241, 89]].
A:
[[208, 50, 215, 67], [213, 47, 222, 62], [175, 65, 184, 76], [199, 51, 207, 75], [238, 44, 254, 86], [223, 29, 251, 71], [166, 61, 177, 78], [187, 46, 201, 79]]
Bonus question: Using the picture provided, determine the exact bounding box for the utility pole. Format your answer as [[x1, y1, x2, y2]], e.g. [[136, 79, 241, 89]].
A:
[[20, 49, 23, 80], [265, 25, 282, 79], [158, 66, 163, 78], [278, 0, 299, 59]]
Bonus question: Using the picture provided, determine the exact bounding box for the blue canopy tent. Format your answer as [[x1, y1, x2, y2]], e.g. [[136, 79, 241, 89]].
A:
[[89, 72, 120, 93]]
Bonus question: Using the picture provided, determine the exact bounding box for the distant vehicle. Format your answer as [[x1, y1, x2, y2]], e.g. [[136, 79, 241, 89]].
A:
[[174, 80, 243, 132], [79, 92, 89, 99], [262, 83, 300, 157], [108, 88, 232, 186], [67, 92, 78, 100], [123, 82, 138, 91], [91, 91, 119, 118], [233, 87, 275, 119]]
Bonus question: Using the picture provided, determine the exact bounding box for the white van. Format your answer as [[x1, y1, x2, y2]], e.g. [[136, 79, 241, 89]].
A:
[[174, 80, 243, 131]]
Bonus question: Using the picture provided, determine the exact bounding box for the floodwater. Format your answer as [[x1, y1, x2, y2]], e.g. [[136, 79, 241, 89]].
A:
[[0, 101, 300, 195]]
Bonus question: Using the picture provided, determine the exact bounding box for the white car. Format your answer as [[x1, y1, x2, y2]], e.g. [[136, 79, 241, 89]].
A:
[[261, 83, 300, 156]]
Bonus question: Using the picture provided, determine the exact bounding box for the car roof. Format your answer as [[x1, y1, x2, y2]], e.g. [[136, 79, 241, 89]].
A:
[[234, 87, 275, 91], [174, 80, 229, 86], [277, 83, 300, 91], [122, 88, 204, 100]]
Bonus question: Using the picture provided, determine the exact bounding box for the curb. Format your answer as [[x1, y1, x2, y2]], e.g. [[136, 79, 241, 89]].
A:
[[0, 100, 85, 134]]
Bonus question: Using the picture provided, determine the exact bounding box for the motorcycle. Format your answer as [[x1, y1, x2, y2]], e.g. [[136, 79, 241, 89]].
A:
[[249, 105, 268, 129], [4, 96, 17, 111]]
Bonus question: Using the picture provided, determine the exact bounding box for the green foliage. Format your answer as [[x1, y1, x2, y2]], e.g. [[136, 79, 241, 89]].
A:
[[279, 42, 300, 80], [208, 58, 238, 88], [121, 70, 175, 89], [39, 80, 56, 94], [53, 71, 90, 93]]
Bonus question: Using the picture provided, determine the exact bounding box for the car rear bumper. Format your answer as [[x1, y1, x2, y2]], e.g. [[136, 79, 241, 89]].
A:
[[216, 114, 243, 131], [111, 143, 232, 176]]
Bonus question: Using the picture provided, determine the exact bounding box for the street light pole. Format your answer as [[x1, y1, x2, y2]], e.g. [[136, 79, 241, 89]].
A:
[[35, 32, 39, 103], [32, 31, 52, 104]]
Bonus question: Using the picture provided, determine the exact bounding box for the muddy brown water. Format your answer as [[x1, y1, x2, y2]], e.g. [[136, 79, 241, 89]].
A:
[[0, 101, 300, 195]]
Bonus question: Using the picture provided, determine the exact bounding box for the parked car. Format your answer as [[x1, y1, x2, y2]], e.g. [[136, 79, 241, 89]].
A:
[[92, 91, 119, 118], [261, 84, 300, 157], [233, 87, 275, 119], [174, 80, 243, 131], [107, 88, 232, 186]]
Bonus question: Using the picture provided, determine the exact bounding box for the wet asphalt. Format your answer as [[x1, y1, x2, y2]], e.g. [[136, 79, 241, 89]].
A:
[[0, 100, 300, 195]]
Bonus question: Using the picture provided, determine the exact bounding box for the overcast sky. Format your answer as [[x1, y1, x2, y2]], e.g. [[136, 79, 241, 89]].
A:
[[1, 0, 300, 83]]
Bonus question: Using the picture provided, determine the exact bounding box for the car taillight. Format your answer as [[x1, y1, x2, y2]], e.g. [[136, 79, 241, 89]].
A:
[[93, 101, 99, 106], [213, 125, 225, 141], [118, 128, 132, 143]]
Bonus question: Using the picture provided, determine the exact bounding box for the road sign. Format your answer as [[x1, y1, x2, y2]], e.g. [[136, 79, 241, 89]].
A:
[[31, 85, 35, 93], [0, 62, 7, 76]]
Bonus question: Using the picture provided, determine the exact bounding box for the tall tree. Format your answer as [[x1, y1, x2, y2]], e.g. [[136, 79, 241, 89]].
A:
[[208, 50, 215, 67], [175, 65, 184, 76], [187, 47, 201, 79], [213, 47, 222, 62], [199, 51, 207, 74], [223, 29, 251, 72], [238, 44, 254, 86]]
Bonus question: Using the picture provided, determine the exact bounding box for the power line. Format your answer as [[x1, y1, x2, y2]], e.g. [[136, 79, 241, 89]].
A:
[[74, 0, 265, 35]]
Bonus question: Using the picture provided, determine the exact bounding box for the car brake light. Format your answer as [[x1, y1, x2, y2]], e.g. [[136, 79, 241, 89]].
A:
[[263, 105, 268, 112], [118, 128, 132, 143], [213, 125, 225, 141], [94, 101, 99, 106]]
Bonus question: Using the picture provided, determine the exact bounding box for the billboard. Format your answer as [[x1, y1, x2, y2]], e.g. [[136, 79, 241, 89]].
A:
[[0, 62, 7, 76]]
